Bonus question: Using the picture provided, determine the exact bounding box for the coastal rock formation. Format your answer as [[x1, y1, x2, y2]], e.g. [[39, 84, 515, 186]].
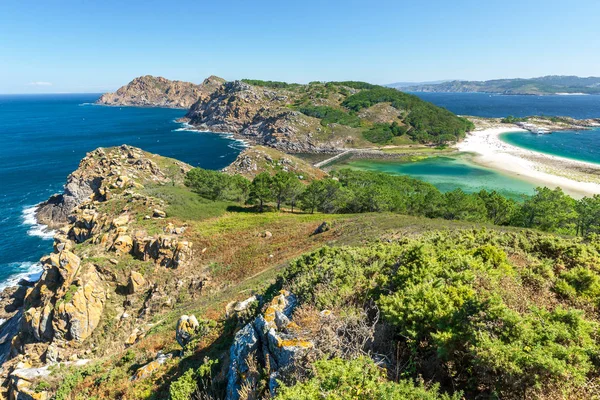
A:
[[35, 145, 189, 228], [222, 145, 327, 181], [185, 81, 345, 153], [96, 75, 225, 108], [226, 291, 312, 399]]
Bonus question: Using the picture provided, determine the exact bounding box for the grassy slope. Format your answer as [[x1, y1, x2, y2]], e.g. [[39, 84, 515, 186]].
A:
[[45, 181, 515, 399]]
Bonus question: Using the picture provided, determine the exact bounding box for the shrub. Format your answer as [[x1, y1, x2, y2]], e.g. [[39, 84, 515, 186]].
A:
[[276, 357, 461, 400]]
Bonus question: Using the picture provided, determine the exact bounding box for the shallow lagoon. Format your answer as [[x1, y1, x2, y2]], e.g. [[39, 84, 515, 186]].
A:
[[343, 156, 536, 200]]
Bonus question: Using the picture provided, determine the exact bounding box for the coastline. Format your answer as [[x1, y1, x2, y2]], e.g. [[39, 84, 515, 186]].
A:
[[456, 126, 600, 198]]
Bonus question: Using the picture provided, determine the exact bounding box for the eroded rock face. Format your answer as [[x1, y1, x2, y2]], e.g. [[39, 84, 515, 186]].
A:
[[186, 81, 341, 153], [35, 145, 189, 228], [96, 75, 225, 109], [53, 267, 106, 342], [226, 291, 312, 400]]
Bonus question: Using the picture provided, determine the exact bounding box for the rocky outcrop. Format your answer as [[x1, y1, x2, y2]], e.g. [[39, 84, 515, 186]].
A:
[[96, 75, 225, 109], [186, 81, 343, 153], [35, 145, 189, 228], [226, 291, 312, 400], [222, 145, 327, 181]]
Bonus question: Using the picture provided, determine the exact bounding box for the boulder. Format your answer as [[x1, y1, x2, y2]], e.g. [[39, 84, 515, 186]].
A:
[[176, 315, 200, 348], [152, 209, 166, 219], [131, 352, 172, 381], [313, 221, 330, 235], [127, 271, 146, 294], [112, 235, 133, 254]]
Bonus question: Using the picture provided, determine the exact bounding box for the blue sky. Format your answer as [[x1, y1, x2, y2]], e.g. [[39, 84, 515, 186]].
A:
[[1, 0, 599, 93]]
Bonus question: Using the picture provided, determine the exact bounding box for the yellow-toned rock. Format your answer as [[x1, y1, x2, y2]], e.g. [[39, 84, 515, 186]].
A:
[[127, 271, 146, 294], [112, 214, 129, 227], [53, 267, 106, 341], [113, 234, 133, 254]]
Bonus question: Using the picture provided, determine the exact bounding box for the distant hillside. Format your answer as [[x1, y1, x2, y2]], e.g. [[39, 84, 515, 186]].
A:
[[96, 75, 225, 108], [399, 75, 600, 95], [184, 79, 474, 152], [386, 80, 451, 88]]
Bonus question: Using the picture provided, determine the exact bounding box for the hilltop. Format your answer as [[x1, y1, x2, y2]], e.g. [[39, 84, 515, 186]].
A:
[[96, 75, 225, 109], [183, 79, 474, 152], [395, 75, 600, 95]]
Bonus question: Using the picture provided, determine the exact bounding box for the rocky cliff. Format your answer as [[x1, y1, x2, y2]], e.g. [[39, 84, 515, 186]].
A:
[[35, 145, 189, 229], [2, 146, 198, 399], [96, 75, 225, 109]]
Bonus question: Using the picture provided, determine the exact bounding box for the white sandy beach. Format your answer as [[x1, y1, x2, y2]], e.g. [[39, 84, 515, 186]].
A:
[[456, 126, 600, 198]]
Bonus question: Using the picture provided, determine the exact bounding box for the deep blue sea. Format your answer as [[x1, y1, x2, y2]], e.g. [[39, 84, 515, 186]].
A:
[[411, 92, 600, 119], [0, 94, 244, 289]]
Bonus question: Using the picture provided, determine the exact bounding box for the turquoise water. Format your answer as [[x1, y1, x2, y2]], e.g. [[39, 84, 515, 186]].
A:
[[500, 128, 600, 165], [346, 157, 536, 199], [0, 94, 243, 289]]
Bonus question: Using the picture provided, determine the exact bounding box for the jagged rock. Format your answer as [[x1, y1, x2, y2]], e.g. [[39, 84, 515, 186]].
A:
[[226, 291, 311, 400], [35, 145, 189, 228], [163, 223, 186, 235], [97, 75, 225, 109], [127, 271, 146, 294], [9, 364, 51, 400], [176, 315, 200, 348], [131, 352, 172, 381], [112, 214, 129, 227], [53, 267, 106, 341]]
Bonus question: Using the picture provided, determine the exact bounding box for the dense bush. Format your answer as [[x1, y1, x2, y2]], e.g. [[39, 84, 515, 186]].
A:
[[342, 87, 474, 143], [276, 357, 461, 400], [280, 230, 600, 398], [297, 105, 362, 127]]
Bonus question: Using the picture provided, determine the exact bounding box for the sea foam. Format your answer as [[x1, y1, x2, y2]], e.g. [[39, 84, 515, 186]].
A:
[[0, 261, 43, 292], [22, 205, 55, 240]]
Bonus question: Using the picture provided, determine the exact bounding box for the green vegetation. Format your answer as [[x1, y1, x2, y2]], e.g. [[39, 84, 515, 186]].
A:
[[341, 87, 474, 143], [184, 167, 600, 237], [296, 105, 362, 127], [277, 357, 461, 400], [281, 229, 600, 398], [240, 79, 302, 89], [362, 122, 407, 143]]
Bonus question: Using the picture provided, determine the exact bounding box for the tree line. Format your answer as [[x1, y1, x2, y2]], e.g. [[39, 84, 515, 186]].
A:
[[184, 168, 600, 236]]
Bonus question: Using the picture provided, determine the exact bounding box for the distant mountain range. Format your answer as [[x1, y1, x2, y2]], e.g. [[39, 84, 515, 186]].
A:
[[389, 75, 600, 95]]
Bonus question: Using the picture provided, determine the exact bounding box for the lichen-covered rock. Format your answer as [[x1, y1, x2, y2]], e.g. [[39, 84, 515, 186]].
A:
[[131, 352, 172, 381], [8, 364, 51, 400], [127, 271, 146, 294], [176, 315, 199, 348], [53, 267, 106, 342], [225, 291, 312, 400]]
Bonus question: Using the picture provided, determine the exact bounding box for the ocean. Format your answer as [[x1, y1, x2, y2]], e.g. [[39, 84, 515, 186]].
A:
[[0, 94, 244, 289], [411, 92, 600, 119]]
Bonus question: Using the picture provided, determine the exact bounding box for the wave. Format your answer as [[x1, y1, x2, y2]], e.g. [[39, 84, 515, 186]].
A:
[[0, 261, 43, 292], [22, 205, 55, 240], [172, 123, 249, 149]]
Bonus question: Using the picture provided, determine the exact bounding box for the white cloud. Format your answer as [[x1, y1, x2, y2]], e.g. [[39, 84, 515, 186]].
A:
[[28, 81, 53, 86]]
